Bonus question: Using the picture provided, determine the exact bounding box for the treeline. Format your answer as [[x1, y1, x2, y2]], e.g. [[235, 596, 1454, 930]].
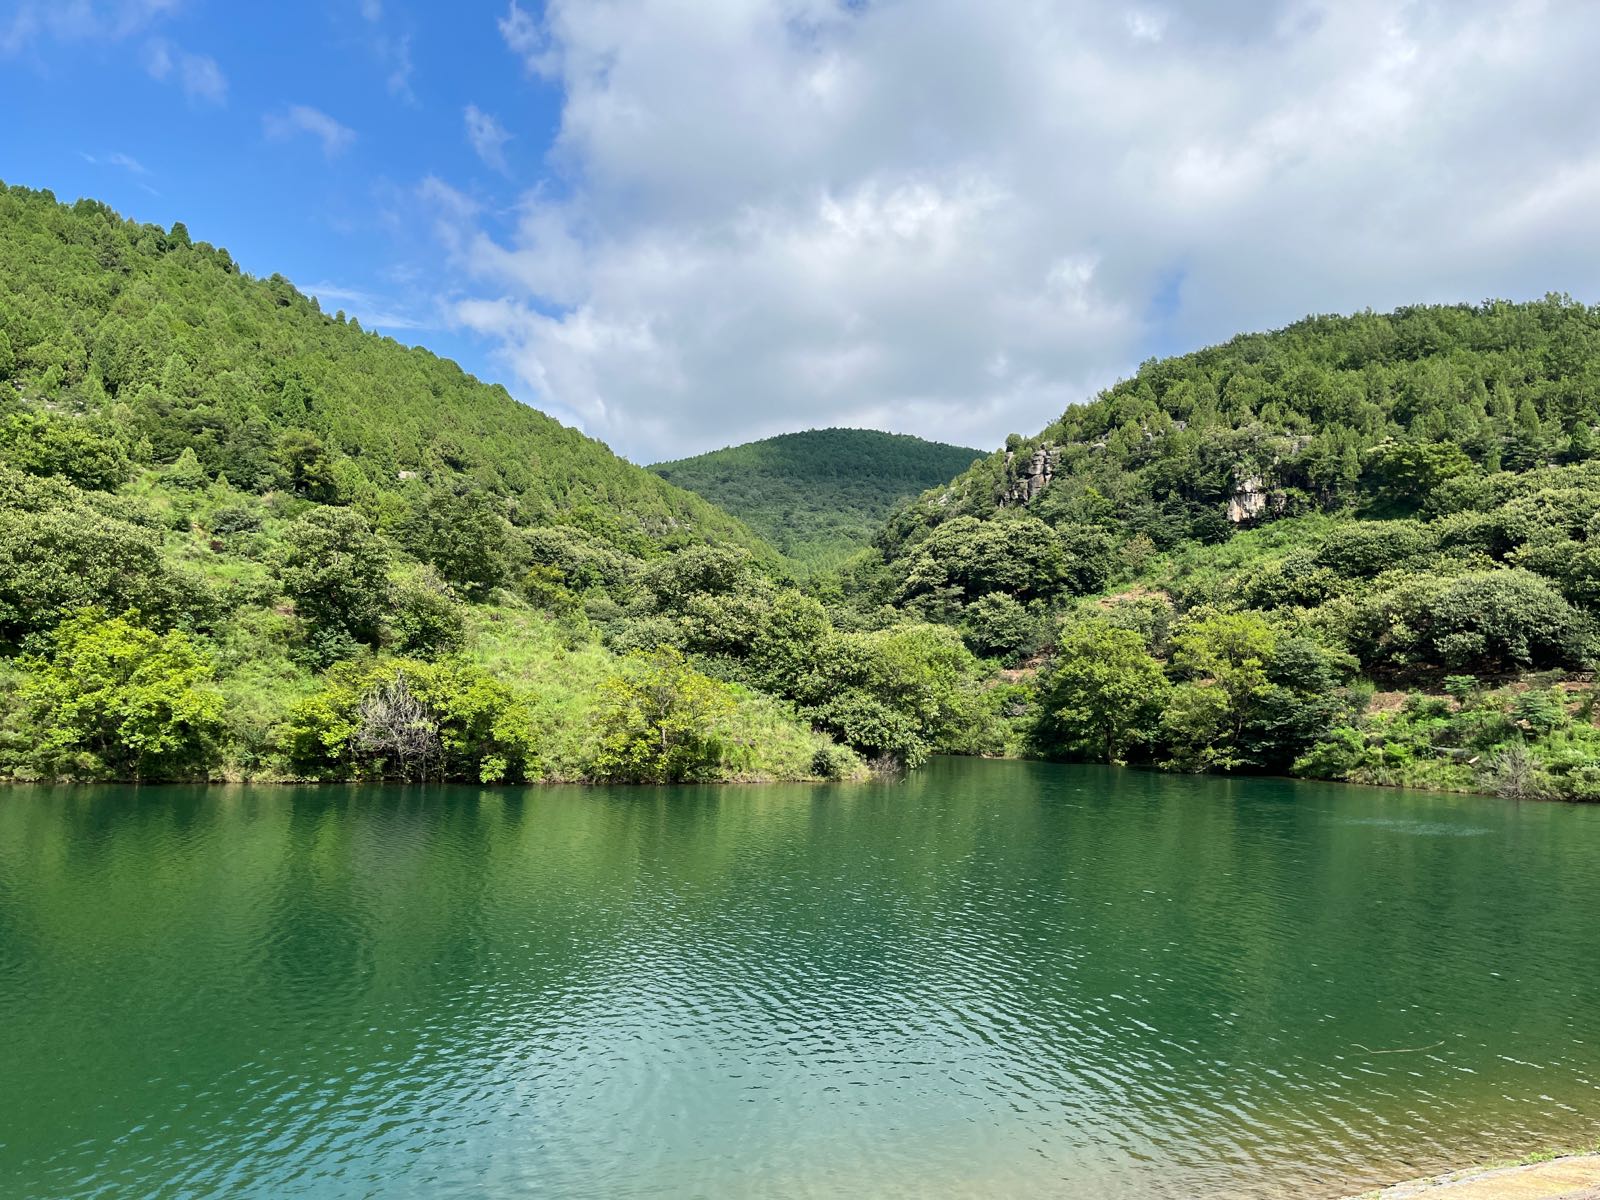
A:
[[8, 177, 1600, 798], [0, 182, 770, 560]]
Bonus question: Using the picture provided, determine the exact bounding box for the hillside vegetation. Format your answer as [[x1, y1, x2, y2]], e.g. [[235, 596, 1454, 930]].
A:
[[0, 183, 1004, 783], [651, 428, 981, 569], [7, 178, 1600, 800], [851, 298, 1600, 799]]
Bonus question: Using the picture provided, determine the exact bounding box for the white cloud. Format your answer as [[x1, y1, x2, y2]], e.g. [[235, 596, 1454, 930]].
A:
[[300, 281, 431, 331], [464, 105, 513, 174], [264, 105, 357, 158], [498, 0, 543, 69], [80, 150, 150, 175], [1125, 11, 1168, 43], [143, 37, 227, 104], [2, 0, 179, 55], [379, 32, 413, 99], [421, 0, 1600, 461]]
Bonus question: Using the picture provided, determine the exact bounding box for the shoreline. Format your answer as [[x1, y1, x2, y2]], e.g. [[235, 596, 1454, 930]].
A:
[[4, 752, 1600, 803], [1342, 1152, 1600, 1199]]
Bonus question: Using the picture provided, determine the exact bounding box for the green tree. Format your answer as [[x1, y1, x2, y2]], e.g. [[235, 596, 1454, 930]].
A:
[[281, 508, 392, 658], [1036, 619, 1169, 762], [1366, 441, 1473, 507], [896, 515, 1067, 604], [589, 646, 734, 783], [1163, 611, 1278, 770], [749, 590, 830, 693], [961, 593, 1044, 663], [402, 483, 512, 598], [166, 446, 208, 490], [14, 609, 223, 779], [792, 623, 992, 766]]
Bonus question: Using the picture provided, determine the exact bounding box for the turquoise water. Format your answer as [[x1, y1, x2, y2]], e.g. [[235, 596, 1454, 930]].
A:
[[2, 760, 1598, 1198]]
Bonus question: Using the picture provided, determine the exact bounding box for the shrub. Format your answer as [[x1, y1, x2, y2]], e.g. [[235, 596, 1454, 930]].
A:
[[283, 657, 538, 782], [210, 505, 263, 536], [0, 410, 129, 491], [0, 489, 198, 644], [1334, 569, 1593, 673], [389, 568, 466, 656], [10, 609, 224, 779], [1314, 520, 1433, 576], [587, 646, 734, 783], [1484, 743, 1553, 801]]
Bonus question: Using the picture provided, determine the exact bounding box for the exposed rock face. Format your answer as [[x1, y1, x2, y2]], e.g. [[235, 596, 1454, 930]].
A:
[[1226, 472, 1287, 523], [1227, 475, 1269, 523], [1001, 444, 1060, 505]]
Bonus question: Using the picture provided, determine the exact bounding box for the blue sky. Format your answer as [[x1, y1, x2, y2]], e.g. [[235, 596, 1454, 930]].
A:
[[5, 1, 1600, 462]]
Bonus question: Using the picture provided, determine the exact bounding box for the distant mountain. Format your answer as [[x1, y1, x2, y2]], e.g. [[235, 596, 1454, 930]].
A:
[[650, 428, 984, 569]]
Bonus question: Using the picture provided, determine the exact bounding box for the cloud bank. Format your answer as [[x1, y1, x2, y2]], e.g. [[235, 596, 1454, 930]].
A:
[[423, 0, 1600, 461]]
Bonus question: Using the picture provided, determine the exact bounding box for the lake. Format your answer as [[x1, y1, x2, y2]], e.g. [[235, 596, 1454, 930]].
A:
[[2, 759, 1598, 1198]]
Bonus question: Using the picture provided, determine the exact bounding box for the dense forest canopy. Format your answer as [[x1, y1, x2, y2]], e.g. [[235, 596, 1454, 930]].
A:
[[887, 299, 1600, 552], [650, 428, 981, 569]]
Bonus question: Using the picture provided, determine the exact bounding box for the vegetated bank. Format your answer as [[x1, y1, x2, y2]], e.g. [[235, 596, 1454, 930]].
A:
[[7, 179, 1600, 799], [650, 427, 982, 571], [835, 297, 1600, 801], [0, 182, 1005, 785]]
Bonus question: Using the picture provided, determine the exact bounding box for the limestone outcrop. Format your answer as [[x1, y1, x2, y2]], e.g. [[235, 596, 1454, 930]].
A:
[[1001, 444, 1060, 506]]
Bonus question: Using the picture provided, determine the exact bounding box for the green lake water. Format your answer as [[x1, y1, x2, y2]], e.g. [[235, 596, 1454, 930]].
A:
[[2, 759, 1599, 1198]]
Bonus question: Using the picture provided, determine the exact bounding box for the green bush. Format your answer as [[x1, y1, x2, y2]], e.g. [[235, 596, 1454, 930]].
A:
[[1332, 569, 1592, 673], [389, 568, 466, 656], [0, 478, 200, 644], [8, 609, 224, 779], [283, 657, 538, 782], [0, 410, 129, 491], [587, 647, 734, 783]]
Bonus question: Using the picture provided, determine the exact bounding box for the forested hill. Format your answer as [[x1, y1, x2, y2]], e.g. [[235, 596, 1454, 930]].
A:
[[886, 300, 1600, 556], [650, 428, 981, 568], [0, 181, 1011, 787], [0, 182, 773, 561], [857, 298, 1600, 799]]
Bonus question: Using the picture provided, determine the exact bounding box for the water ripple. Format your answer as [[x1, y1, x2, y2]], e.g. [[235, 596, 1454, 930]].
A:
[[2, 766, 1600, 1197]]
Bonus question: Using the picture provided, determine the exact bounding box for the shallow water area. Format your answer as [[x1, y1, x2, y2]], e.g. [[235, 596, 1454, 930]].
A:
[[3, 759, 1598, 1198]]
